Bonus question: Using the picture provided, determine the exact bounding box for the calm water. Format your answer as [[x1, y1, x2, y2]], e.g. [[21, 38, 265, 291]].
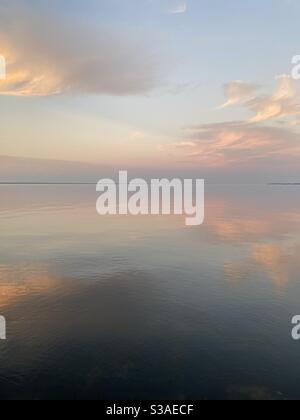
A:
[[0, 185, 300, 400]]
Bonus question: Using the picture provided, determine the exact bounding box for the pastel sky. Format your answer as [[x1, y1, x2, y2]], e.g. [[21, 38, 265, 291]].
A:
[[0, 0, 300, 182]]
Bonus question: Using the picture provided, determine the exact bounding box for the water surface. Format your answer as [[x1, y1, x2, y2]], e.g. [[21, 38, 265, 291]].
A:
[[0, 185, 300, 400]]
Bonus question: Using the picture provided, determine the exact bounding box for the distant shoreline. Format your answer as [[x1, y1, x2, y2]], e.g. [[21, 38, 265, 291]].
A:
[[269, 183, 300, 186]]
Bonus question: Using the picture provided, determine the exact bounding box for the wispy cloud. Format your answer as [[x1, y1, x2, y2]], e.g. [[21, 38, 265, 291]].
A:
[[248, 75, 300, 124], [220, 75, 300, 125], [166, 75, 300, 168], [220, 81, 259, 108], [167, 1, 187, 14], [178, 122, 300, 166]]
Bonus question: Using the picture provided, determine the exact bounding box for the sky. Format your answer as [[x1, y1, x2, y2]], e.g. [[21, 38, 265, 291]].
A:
[[0, 0, 300, 182]]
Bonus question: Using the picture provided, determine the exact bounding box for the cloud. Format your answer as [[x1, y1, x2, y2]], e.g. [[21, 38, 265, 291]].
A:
[[167, 1, 187, 14], [167, 75, 299, 167], [172, 121, 300, 166], [249, 75, 300, 124], [175, 141, 197, 148], [220, 81, 259, 108], [220, 75, 300, 125], [0, 3, 165, 97]]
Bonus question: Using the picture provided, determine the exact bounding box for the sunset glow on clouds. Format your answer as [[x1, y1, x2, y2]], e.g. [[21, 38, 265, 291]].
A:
[[168, 75, 300, 167], [0, 7, 163, 96], [0, 0, 300, 181]]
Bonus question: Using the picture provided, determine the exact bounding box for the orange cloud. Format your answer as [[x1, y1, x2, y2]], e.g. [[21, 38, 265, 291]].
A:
[[220, 75, 300, 125], [220, 80, 258, 108], [0, 5, 164, 97], [172, 122, 300, 166], [164, 75, 300, 168], [249, 75, 300, 124]]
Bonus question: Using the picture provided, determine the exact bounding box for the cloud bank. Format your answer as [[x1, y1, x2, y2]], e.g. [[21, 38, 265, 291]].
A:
[[179, 122, 300, 166], [0, 3, 164, 97]]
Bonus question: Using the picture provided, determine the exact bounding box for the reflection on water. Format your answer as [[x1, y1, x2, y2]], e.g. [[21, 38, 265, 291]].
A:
[[0, 185, 300, 400]]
